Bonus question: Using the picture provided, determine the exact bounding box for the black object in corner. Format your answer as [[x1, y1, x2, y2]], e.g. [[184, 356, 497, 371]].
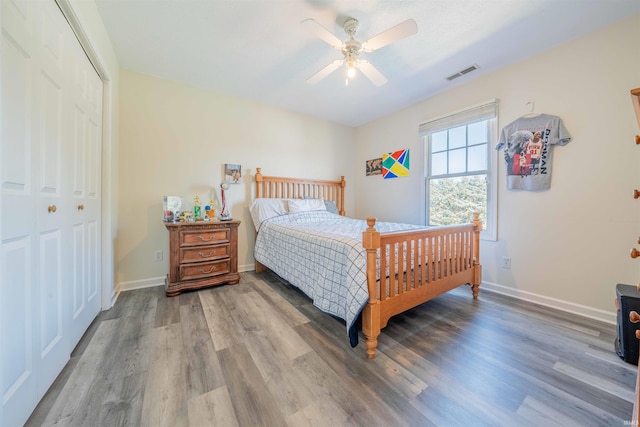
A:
[[615, 283, 640, 365]]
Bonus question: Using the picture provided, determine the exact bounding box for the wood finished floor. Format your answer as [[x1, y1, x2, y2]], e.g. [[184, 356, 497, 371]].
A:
[[25, 271, 635, 427]]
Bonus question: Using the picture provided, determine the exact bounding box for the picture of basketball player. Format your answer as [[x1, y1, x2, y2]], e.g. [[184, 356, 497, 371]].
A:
[[523, 130, 545, 172]]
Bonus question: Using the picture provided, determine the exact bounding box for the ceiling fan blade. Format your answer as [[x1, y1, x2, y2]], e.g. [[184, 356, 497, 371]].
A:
[[358, 60, 388, 86], [361, 19, 418, 52], [301, 18, 343, 50], [307, 59, 344, 85]]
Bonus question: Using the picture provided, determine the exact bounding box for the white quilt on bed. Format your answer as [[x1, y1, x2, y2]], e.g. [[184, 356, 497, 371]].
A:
[[253, 210, 427, 334]]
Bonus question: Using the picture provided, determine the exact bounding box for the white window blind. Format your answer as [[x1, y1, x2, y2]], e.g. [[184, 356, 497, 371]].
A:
[[419, 100, 497, 136]]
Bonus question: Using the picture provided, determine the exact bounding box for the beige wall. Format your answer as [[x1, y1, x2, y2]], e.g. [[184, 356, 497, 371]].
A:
[[354, 14, 640, 323], [117, 70, 355, 289], [116, 14, 639, 322]]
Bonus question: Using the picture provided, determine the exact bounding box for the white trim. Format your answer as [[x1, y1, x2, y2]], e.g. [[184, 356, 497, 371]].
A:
[[0, 2, 4, 424], [484, 118, 498, 241], [55, 0, 105, 80], [239, 263, 255, 273], [109, 285, 119, 308], [481, 280, 616, 325], [118, 269, 259, 292], [119, 277, 165, 292]]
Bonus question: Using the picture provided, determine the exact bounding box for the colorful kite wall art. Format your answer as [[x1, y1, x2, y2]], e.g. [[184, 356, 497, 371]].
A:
[[382, 149, 410, 179]]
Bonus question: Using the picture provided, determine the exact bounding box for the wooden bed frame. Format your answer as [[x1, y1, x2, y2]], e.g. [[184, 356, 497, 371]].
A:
[[254, 168, 482, 358]]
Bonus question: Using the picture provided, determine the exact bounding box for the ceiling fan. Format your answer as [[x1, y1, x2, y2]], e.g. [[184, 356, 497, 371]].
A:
[[302, 17, 418, 87]]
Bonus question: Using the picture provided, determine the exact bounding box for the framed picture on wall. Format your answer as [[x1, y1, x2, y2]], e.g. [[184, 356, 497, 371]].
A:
[[225, 163, 242, 184], [366, 158, 382, 176]]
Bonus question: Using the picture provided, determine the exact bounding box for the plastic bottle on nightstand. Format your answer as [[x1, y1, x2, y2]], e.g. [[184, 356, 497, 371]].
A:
[[206, 199, 215, 220], [193, 195, 202, 219]]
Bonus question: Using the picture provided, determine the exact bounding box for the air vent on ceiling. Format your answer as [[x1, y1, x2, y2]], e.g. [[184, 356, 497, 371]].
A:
[[446, 64, 479, 81]]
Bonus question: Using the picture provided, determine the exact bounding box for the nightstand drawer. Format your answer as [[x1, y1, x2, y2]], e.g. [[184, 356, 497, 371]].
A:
[[180, 259, 230, 281], [180, 244, 229, 263], [180, 228, 229, 246]]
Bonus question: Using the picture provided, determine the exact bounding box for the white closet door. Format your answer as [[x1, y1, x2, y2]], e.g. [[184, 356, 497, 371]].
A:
[[68, 28, 102, 347], [2, 2, 44, 424], [34, 1, 70, 399], [1, 1, 102, 425]]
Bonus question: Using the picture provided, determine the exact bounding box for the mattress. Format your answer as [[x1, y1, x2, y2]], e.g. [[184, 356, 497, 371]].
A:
[[253, 210, 427, 334]]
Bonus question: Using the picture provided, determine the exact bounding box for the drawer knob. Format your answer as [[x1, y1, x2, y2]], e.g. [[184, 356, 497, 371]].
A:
[[635, 189, 640, 199], [636, 135, 640, 145], [48, 205, 57, 213], [632, 248, 640, 259], [631, 311, 640, 323], [198, 266, 215, 274], [77, 204, 84, 210]]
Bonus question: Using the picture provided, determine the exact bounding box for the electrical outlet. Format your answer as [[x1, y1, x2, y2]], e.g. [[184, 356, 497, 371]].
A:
[[154, 250, 163, 262], [501, 256, 511, 269]]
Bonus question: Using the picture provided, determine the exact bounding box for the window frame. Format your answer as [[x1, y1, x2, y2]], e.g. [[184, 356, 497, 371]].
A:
[[420, 100, 498, 241]]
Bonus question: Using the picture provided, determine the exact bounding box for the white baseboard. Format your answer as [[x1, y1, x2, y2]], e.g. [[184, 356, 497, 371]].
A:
[[239, 263, 254, 273], [117, 268, 255, 294], [118, 276, 165, 292], [109, 287, 119, 309], [481, 281, 616, 325]]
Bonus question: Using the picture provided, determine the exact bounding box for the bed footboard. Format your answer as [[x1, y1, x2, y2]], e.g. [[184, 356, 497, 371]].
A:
[[361, 213, 482, 359]]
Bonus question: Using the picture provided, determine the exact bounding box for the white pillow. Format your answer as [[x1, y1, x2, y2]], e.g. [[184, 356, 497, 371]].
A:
[[249, 198, 289, 230], [287, 198, 326, 213]]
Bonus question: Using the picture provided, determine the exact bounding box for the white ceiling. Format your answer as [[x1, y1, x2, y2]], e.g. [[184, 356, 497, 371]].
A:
[[94, 0, 639, 127]]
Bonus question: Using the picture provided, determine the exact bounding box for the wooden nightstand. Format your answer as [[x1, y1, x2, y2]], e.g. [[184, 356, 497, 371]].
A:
[[164, 220, 241, 296]]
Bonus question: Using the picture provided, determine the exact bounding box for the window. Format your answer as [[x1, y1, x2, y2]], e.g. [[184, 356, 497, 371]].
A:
[[420, 100, 497, 240]]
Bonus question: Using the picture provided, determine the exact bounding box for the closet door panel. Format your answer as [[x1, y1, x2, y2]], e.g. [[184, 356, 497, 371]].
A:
[[2, 0, 35, 237], [1, 3, 38, 426], [37, 70, 62, 197], [2, 31, 32, 197], [1, 238, 35, 427], [38, 229, 65, 397], [85, 112, 101, 307], [72, 223, 85, 320], [71, 105, 85, 198], [33, 4, 69, 397], [70, 102, 86, 326], [35, 3, 69, 390], [87, 219, 99, 301], [68, 23, 101, 346]]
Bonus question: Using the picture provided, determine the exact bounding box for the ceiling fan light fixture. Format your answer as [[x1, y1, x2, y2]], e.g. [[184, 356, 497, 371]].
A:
[[345, 52, 358, 78], [303, 16, 418, 87]]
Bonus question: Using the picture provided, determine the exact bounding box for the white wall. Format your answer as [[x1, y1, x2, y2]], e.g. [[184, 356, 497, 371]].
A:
[[354, 14, 640, 323], [117, 70, 355, 289]]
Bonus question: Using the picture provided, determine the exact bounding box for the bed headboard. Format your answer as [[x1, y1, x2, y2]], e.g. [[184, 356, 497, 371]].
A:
[[255, 167, 346, 216]]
